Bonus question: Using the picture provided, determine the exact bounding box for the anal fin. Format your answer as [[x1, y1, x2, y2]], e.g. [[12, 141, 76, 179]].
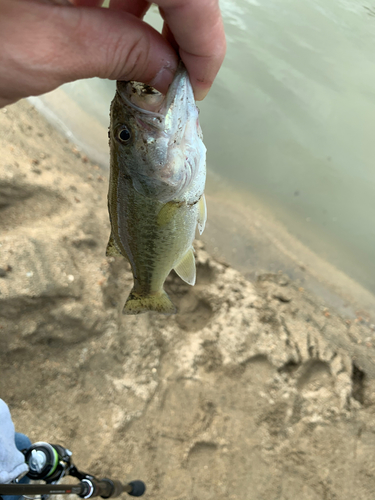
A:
[[197, 194, 207, 235], [174, 247, 196, 286]]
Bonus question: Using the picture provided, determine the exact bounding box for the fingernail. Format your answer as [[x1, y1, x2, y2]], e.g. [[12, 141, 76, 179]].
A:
[[194, 87, 210, 101], [149, 65, 176, 95]]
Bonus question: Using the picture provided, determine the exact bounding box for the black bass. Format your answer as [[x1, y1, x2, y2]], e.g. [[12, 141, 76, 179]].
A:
[[107, 64, 207, 315]]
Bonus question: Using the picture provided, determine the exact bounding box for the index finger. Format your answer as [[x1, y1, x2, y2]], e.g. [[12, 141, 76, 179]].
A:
[[74, 0, 226, 99], [154, 0, 226, 100]]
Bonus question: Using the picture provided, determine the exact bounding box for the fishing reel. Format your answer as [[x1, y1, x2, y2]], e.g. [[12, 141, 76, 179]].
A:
[[24, 442, 72, 483], [0, 442, 147, 498]]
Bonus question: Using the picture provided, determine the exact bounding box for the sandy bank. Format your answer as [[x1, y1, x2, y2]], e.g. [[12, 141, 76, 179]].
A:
[[1, 101, 375, 500]]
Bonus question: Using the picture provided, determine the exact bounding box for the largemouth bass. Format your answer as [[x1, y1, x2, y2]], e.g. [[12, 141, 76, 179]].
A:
[[107, 64, 207, 315]]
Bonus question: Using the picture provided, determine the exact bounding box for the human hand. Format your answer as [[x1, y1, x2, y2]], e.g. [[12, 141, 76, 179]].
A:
[[0, 0, 226, 108]]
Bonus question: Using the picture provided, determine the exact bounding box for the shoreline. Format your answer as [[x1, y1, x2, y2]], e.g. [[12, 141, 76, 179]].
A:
[[1, 100, 375, 499], [29, 88, 375, 325]]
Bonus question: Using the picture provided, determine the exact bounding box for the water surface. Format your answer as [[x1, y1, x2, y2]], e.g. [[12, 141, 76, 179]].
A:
[[30, 0, 375, 298]]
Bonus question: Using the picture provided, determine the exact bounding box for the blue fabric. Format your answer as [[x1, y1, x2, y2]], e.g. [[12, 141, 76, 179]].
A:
[[2, 433, 31, 500], [0, 401, 29, 484], [13, 435, 31, 455]]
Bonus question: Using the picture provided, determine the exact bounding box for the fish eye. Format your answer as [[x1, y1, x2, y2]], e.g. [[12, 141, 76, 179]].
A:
[[117, 126, 131, 144]]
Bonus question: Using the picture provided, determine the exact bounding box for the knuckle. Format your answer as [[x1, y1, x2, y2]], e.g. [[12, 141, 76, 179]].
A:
[[108, 30, 151, 82]]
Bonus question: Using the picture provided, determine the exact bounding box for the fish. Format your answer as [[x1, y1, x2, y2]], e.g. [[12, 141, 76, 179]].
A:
[[107, 63, 207, 315]]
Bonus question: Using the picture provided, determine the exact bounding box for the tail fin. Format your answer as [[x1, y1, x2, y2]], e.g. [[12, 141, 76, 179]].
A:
[[123, 288, 176, 315]]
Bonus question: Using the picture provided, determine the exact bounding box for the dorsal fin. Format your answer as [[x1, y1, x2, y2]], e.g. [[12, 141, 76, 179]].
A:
[[106, 233, 122, 257]]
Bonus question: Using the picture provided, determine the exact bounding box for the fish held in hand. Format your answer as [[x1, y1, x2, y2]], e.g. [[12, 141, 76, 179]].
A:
[[107, 64, 207, 315]]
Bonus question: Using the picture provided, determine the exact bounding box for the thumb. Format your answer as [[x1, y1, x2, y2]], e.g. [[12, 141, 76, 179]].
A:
[[0, 0, 178, 106]]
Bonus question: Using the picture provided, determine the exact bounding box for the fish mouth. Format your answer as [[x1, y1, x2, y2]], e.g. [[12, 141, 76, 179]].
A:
[[116, 63, 194, 132]]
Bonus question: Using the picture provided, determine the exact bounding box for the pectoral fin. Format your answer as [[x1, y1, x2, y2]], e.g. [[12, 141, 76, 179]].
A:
[[157, 201, 183, 227], [197, 194, 207, 235], [174, 247, 196, 286], [106, 233, 122, 257]]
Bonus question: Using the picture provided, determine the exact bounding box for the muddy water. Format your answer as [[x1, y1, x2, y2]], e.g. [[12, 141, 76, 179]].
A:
[[200, 0, 375, 295], [29, 0, 375, 298]]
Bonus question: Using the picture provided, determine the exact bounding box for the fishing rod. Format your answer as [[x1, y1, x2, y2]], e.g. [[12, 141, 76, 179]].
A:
[[0, 442, 145, 499]]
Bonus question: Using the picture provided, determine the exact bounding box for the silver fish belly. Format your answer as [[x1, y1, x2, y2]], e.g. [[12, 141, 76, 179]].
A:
[[107, 63, 207, 314]]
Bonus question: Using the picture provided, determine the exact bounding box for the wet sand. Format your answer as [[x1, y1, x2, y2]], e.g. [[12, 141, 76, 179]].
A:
[[1, 101, 375, 500]]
